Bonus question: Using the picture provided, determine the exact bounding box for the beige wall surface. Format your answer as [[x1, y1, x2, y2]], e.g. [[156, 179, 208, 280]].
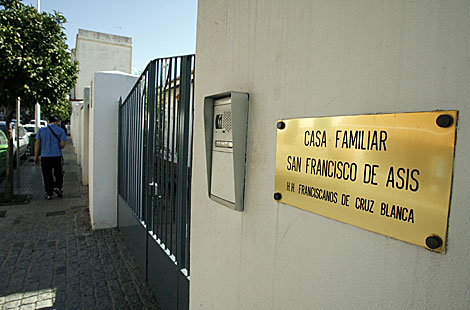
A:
[[191, 0, 470, 309]]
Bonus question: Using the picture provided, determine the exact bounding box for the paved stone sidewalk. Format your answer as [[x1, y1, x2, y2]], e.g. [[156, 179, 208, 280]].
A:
[[0, 144, 161, 309]]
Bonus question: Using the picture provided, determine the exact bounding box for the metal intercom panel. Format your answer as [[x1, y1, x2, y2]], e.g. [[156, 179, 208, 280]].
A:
[[204, 92, 249, 211]]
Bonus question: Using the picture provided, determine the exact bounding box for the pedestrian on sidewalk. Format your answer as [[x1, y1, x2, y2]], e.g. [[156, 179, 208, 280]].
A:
[[34, 116, 67, 200]]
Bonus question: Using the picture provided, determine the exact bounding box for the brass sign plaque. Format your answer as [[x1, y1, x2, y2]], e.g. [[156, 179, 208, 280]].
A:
[[274, 111, 457, 252]]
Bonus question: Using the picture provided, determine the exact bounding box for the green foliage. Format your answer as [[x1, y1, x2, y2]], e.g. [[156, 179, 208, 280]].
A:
[[42, 97, 72, 121], [0, 0, 78, 108], [0, 0, 78, 200]]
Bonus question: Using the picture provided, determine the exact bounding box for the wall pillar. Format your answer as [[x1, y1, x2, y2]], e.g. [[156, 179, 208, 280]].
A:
[[89, 71, 137, 230], [81, 87, 91, 185], [76, 101, 82, 165]]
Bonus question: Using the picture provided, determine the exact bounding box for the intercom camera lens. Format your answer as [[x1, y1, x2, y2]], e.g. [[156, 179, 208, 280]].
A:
[[215, 114, 223, 129]]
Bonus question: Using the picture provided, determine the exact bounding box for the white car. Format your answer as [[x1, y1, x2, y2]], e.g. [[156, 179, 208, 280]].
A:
[[0, 121, 30, 167], [23, 124, 36, 136], [29, 120, 48, 127]]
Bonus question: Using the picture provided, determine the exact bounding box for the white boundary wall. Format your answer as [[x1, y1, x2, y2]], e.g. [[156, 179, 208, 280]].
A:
[[89, 71, 137, 230], [70, 101, 83, 157], [76, 101, 82, 165], [190, 1, 470, 309], [80, 87, 91, 185], [70, 102, 78, 147]]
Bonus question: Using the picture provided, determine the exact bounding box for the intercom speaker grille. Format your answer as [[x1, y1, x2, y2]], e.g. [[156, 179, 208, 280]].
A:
[[222, 111, 232, 132]]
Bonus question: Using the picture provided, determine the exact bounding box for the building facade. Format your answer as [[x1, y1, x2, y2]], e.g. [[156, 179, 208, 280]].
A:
[[190, 1, 470, 309], [71, 29, 132, 100]]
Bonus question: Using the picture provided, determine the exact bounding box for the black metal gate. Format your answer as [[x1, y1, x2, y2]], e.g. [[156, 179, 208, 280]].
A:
[[118, 55, 194, 310]]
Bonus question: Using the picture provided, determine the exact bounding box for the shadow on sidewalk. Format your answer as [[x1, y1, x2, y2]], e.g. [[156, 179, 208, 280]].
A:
[[0, 144, 160, 309]]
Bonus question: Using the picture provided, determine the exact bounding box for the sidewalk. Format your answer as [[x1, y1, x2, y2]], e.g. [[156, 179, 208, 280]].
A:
[[0, 143, 160, 309]]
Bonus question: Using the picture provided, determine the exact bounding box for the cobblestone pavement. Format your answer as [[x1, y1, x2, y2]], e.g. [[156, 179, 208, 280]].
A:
[[0, 143, 160, 310]]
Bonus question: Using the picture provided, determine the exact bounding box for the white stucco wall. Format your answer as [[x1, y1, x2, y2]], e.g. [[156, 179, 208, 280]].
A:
[[74, 29, 132, 100], [70, 101, 81, 148], [76, 102, 82, 165], [80, 87, 90, 185], [191, 1, 470, 309], [89, 71, 137, 230]]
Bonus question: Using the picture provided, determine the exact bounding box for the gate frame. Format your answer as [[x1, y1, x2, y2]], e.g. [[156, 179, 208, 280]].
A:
[[117, 55, 195, 310]]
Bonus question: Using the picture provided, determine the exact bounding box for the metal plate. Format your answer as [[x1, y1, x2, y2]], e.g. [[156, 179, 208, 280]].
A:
[[274, 111, 457, 252]]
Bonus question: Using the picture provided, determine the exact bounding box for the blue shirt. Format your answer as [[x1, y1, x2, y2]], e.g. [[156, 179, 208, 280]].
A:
[[36, 124, 67, 157]]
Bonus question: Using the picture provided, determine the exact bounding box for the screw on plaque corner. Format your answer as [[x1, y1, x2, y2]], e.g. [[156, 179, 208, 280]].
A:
[[436, 114, 454, 128], [425, 235, 443, 250], [277, 121, 286, 130]]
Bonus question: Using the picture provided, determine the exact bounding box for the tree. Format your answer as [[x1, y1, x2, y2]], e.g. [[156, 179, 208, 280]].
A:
[[43, 99, 73, 122], [0, 0, 78, 200]]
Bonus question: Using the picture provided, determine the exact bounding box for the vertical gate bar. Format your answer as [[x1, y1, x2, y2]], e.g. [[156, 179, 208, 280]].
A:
[[169, 57, 178, 255], [127, 98, 131, 203], [122, 100, 126, 199], [128, 92, 132, 210], [162, 59, 168, 241], [157, 59, 165, 243], [154, 60, 158, 234], [168, 57, 174, 250], [162, 59, 167, 245], [143, 72, 148, 221], [127, 95, 130, 202], [126, 99, 129, 201], [176, 55, 192, 270], [134, 86, 138, 215], [120, 101, 122, 197], [119, 101, 123, 197], [148, 70, 152, 222], [185, 55, 193, 271], [131, 89, 135, 213], [130, 91, 134, 210], [142, 77, 147, 219], [168, 58, 173, 254], [147, 61, 157, 231], [140, 79, 144, 220], [139, 79, 144, 219], [154, 60, 160, 234], [163, 57, 171, 247], [139, 80, 145, 219], [135, 85, 139, 216], [187, 55, 195, 274], [154, 59, 160, 235], [144, 78, 147, 219], [137, 84, 139, 215], [136, 83, 141, 218], [136, 84, 140, 216], [130, 90, 135, 213], [134, 87, 138, 215], [161, 58, 166, 244], [123, 99, 127, 199], [124, 97, 127, 201], [157, 59, 164, 240], [118, 98, 122, 199], [152, 64, 157, 228], [142, 74, 148, 224], [174, 60, 181, 260], [123, 101, 126, 200], [129, 94, 132, 203]]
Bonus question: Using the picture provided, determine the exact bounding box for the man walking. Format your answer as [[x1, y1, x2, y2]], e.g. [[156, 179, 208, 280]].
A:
[[34, 116, 67, 199]]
